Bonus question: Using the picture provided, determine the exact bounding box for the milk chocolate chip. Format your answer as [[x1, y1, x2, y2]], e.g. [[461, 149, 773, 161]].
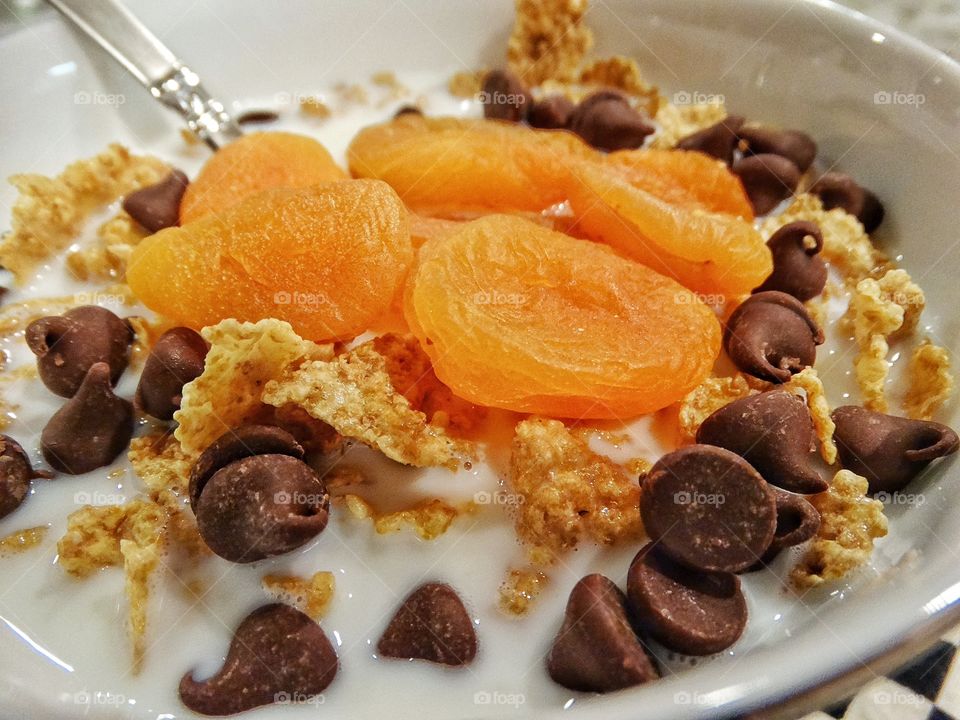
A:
[[738, 125, 817, 173], [26, 305, 133, 398], [725, 291, 824, 383], [135, 327, 209, 421], [697, 390, 827, 494], [378, 582, 477, 666], [641, 445, 776, 573], [393, 104, 423, 118], [568, 91, 655, 152], [810, 171, 885, 233], [0, 435, 50, 519], [481, 69, 531, 122], [41, 363, 133, 475], [832, 406, 959, 494], [753, 221, 828, 301], [764, 488, 820, 559], [627, 544, 747, 655], [676, 115, 745, 165], [179, 603, 338, 716], [528, 95, 575, 129], [190, 426, 328, 562], [122, 170, 189, 234], [732, 153, 801, 215], [547, 574, 659, 693]]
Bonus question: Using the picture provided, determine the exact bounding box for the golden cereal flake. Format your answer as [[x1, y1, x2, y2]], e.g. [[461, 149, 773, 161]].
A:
[[625, 457, 653, 477], [340, 495, 462, 540], [174, 318, 334, 456], [579, 56, 661, 116], [447, 70, 487, 99], [905, 340, 954, 421], [299, 96, 332, 119], [510, 417, 642, 563], [498, 567, 549, 616], [677, 374, 757, 442], [507, 0, 594, 84], [791, 470, 888, 589], [877, 268, 925, 337], [651, 102, 727, 150], [66, 211, 149, 282], [263, 341, 473, 470], [784, 367, 837, 465], [0, 526, 48, 556], [128, 431, 192, 496], [262, 571, 336, 620], [0, 144, 168, 284]]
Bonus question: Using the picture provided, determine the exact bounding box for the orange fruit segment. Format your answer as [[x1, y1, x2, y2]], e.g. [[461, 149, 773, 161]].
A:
[[180, 131, 347, 223], [129, 180, 411, 341], [404, 214, 721, 419]]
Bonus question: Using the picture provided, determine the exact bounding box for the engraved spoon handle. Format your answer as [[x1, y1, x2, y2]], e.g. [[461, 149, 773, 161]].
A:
[[45, 0, 242, 150]]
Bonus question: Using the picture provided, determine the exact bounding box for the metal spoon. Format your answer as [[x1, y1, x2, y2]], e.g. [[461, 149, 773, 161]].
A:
[[45, 0, 241, 150]]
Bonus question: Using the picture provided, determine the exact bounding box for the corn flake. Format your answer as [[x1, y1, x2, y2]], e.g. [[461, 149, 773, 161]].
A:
[[340, 494, 463, 540], [651, 102, 727, 149], [0, 526, 47, 556], [677, 373, 757, 442], [784, 367, 837, 465], [66, 211, 149, 282], [507, 0, 593, 84], [904, 340, 954, 420], [262, 571, 336, 620], [579, 56, 661, 116], [498, 567, 549, 616]]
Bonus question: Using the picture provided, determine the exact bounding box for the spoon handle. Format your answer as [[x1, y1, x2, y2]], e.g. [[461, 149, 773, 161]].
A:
[[45, 0, 242, 149]]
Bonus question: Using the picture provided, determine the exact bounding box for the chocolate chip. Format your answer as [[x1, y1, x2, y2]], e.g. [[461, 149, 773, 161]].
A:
[[40, 362, 133, 475], [236, 109, 280, 125], [568, 91, 655, 152], [26, 305, 133, 398], [0, 435, 50, 519], [122, 170, 189, 234], [753, 221, 827, 301], [697, 390, 827, 494], [641, 445, 776, 573], [724, 291, 824, 383], [481, 69, 531, 122], [378, 582, 477, 666], [732, 153, 801, 215], [676, 115, 745, 165], [179, 603, 338, 716], [547, 574, 659, 693], [738, 125, 817, 173], [810, 172, 885, 232], [765, 488, 820, 558], [528, 95, 575, 129], [832, 406, 959, 494], [393, 104, 423, 119], [135, 327, 209, 421], [627, 544, 746, 655]]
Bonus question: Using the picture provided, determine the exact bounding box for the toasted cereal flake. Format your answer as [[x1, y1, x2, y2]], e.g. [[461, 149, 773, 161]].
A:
[[66, 211, 149, 282], [263, 341, 473, 470], [324, 464, 367, 491], [174, 319, 333, 456], [510, 417, 642, 563], [498, 567, 549, 616], [447, 69, 487, 99], [625, 457, 653, 477], [677, 374, 757, 442], [651, 101, 727, 149], [129, 431, 192, 496], [784, 367, 837, 465], [877, 269, 925, 337], [262, 571, 336, 620], [335, 83, 369, 105], [791, 470, 887, 589], [340, 494, 462, 540], [0, 144, 168, 284], [299, 96, 332, 118], [507, 0, 593, 84], [0, 526, 48, 556], [579, 56, 661, 116], [904, 340, 954, 420], [180, 128, 202, 145]]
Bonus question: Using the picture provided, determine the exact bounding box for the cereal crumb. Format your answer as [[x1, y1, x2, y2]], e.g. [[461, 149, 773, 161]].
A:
[[904, 340, 954, 420], [507, 0, 593, 84], [677, 374, 757, 442], [509, 417, 642, 563], [341, 495, 462, 540], [299, 96, 332, 118], [651, 102, 727, 149], [128, 431, 192, 497], [0, 525, 48, 556], [180, 128, 201, 145], [174, 318, 334, 456], [0, 144, 168, 284], [625, 457, 653, 477], [791, 470, 888, 589], [784, 367, 838, 465], [262, 571, 336, 620], [448, 70, 486, 99], [323, 464, 367, 491], [263, 340, 473, 470], [579, 56, 661, 116], [335, 83, 369, 105], [498, 567, 549, 615], [66, 211, 149, 282]]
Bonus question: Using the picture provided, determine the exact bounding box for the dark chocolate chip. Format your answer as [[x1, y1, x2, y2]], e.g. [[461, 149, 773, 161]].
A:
[[481, 69, 531, 122], [627, 544, 747, 655], [753, 221, 828, 301], [697, 390, 827, 494], [765, 487, 820, 558], [189, 425, 305, 506], [122, 170, 189, 234], [547, 574, 659, 693], [832, 406, 959, 494], [377, 582, 477, 666], [810, 172, 885, 232], [738, 125, 818, 173], [135, 327, 209, 421], [676, 115, 745, 165], [732, 153, 801, 215], [640, 445, 776, 573], [724, 291, 824, 383], [393, 105, 423, 119], [568, 91, 655, 152], [528, 95, 575, 129], [236, 109, 280, 125], [40, 362, 133, 475], [0, 435, 50, 519], [179, 603, 338, 716], [26, 305, 133, 398]]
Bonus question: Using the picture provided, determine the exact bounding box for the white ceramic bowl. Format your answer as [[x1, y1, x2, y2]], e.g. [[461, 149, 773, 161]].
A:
[[1, 1, 959, 718]]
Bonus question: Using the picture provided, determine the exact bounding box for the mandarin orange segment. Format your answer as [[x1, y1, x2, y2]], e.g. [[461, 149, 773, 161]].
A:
[[404, 215, 721, 419], [180, 131, 347, 223], [129, 180, 411, 341]]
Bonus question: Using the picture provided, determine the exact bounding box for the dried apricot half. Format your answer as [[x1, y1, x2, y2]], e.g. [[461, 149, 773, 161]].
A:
[[128, 180, 411, 341], [404, 214, 721, 419]]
